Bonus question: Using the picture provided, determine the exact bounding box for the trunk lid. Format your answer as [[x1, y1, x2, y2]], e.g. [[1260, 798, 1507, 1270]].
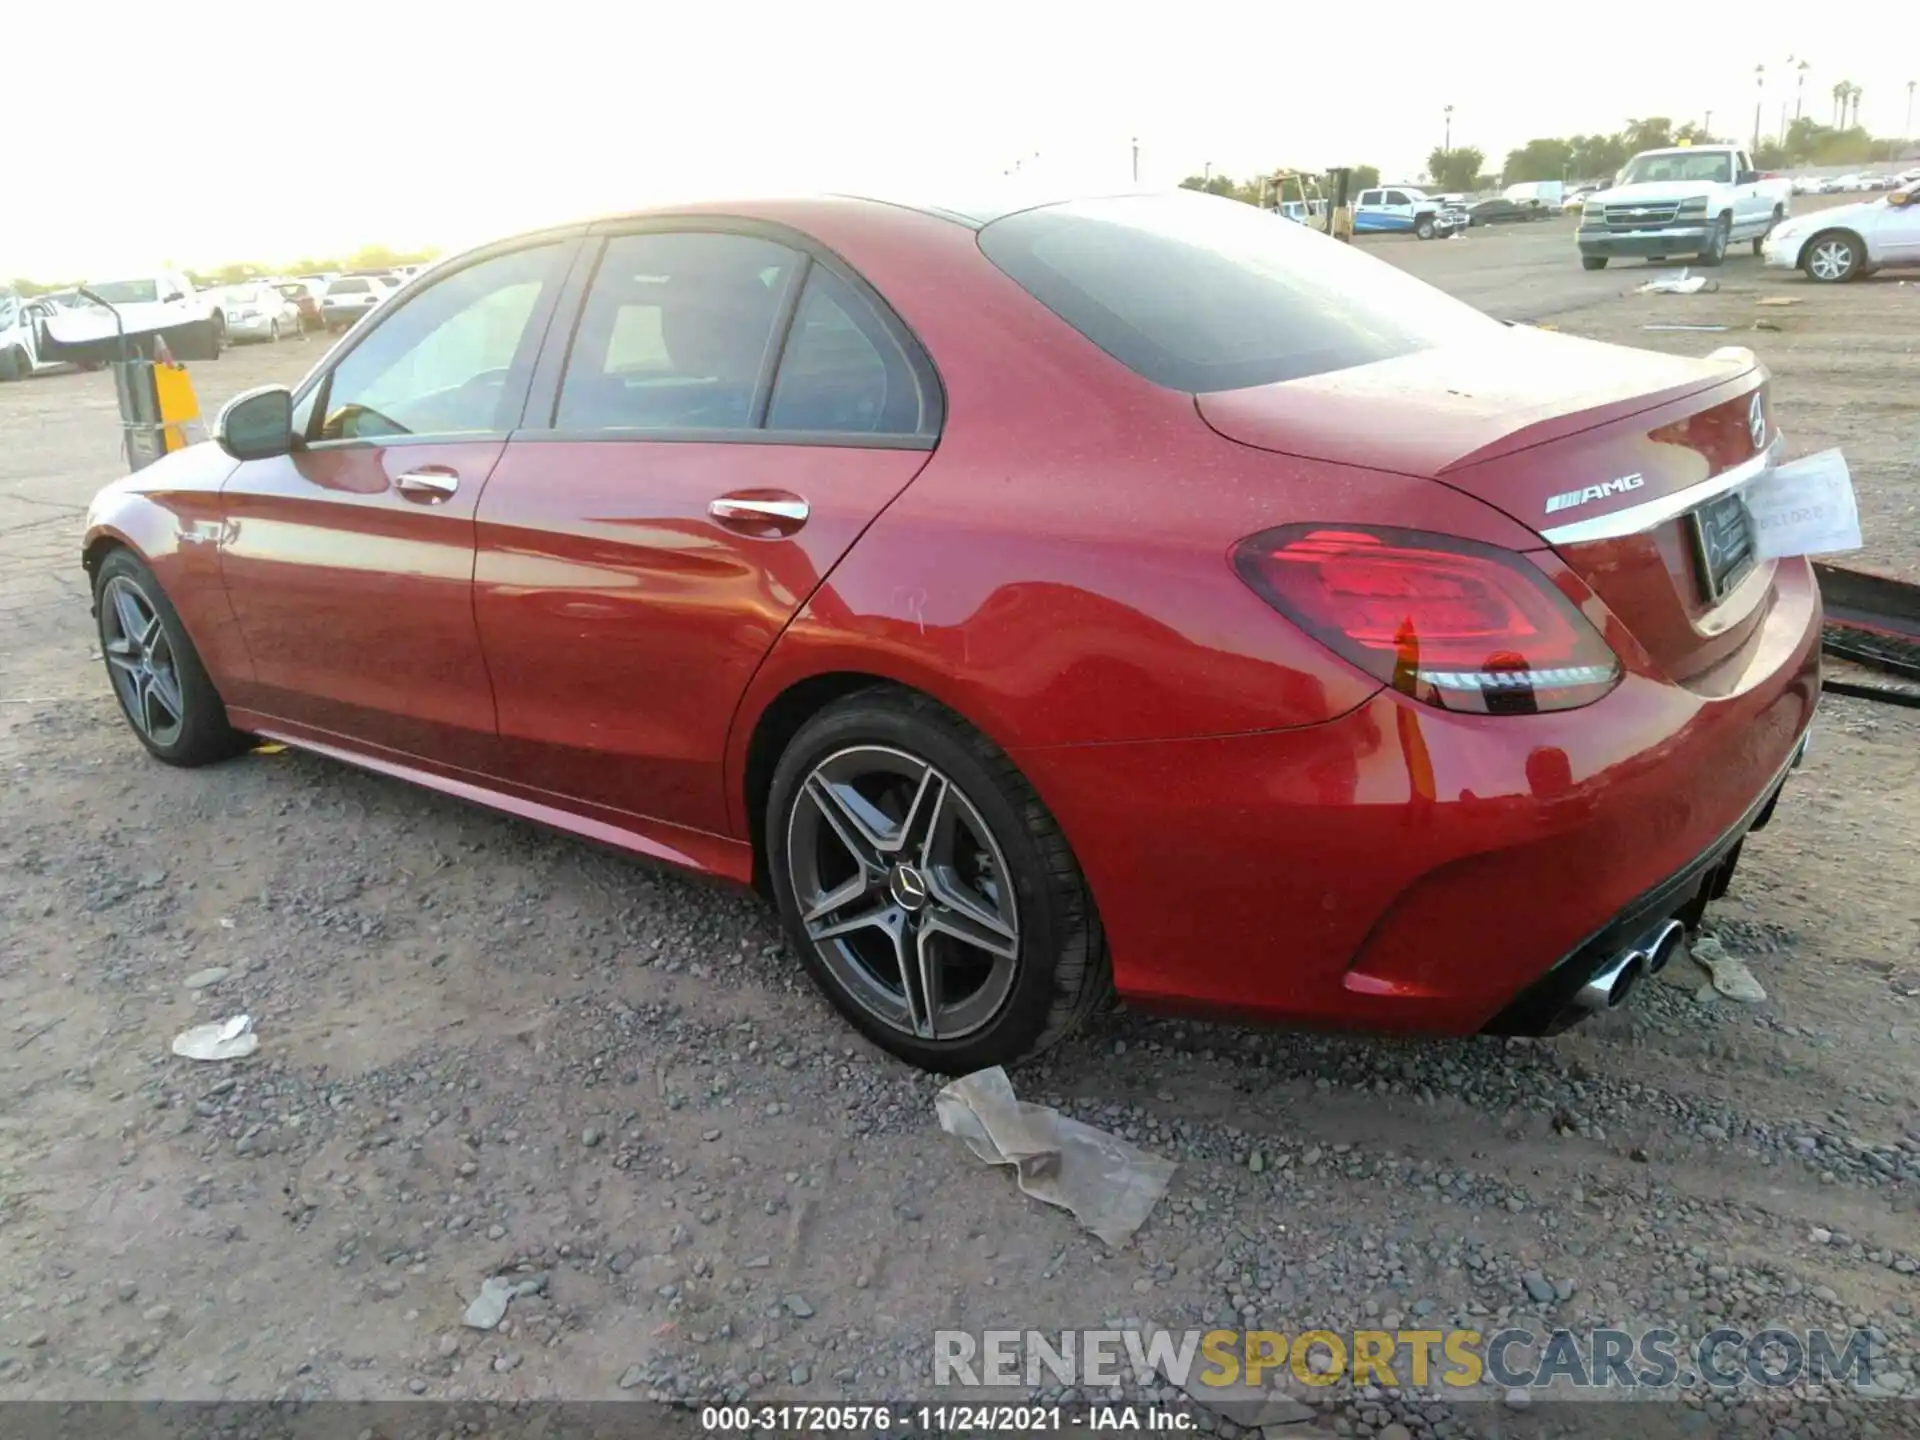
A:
[[1197, 328, 1776, 683]]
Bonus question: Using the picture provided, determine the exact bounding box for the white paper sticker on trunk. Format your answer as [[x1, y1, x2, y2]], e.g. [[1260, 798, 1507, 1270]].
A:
[[1742, 449, 1862, 559]]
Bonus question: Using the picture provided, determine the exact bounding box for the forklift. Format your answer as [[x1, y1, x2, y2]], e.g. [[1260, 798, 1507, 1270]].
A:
[[1265, 168, 1355, 242]]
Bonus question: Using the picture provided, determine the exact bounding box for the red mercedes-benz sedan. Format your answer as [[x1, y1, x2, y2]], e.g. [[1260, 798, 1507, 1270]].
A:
[[82, 190, 1819, 1072]]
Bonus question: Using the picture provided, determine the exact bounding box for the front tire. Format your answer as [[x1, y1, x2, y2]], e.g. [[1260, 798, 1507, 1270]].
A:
[[1697, 214, 1731, 267], [1802, 230, 1864, 283], [93, 550, 246, 767], [766, 688, 1109, 1073], [1413, 215, 1436, 240], [1581, 255, 1609, 271], [0, 346, 25, 381]]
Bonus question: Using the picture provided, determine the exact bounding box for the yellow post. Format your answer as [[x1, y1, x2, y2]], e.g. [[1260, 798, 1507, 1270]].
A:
[[152, 362, 206, 452]]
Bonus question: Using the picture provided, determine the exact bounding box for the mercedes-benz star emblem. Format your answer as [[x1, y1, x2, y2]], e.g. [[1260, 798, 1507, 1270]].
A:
[[1748, 392, 1767, 450], [888, 865, 929, 912]]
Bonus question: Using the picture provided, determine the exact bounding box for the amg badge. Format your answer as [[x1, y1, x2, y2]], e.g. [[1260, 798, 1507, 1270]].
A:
[[1544, 473, 1645, 515]]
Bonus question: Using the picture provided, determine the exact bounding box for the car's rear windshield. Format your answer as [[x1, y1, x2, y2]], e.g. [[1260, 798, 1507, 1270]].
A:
[[329, 279, 371, 295], [976, 192, 1501, 393], [88, 279, 160, 305]]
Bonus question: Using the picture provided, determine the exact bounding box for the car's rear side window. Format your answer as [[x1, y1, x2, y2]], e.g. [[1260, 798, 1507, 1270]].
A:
[[329, 278, 370, 295], [976, 192, 1501, 393]]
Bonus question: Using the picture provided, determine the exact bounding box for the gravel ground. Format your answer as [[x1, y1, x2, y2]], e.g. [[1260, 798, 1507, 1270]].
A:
[[0, 218, 1915, 1439]]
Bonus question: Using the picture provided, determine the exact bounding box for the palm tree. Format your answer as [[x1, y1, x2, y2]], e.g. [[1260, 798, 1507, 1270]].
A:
[[1849, 84, 1863, 130], [1795, 58, 1811, 121], [1832, 80, 1851, 128]]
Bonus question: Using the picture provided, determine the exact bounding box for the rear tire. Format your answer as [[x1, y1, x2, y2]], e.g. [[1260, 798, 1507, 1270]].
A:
[[0, 346, 25, 381], [765, 687, 1110, 1073], [92, 549, 247, 768], [1754, 205, 1784, 256], [1581, 255, 1608, 271]]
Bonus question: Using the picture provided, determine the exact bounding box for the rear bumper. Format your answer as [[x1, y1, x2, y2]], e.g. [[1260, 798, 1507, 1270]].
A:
[[1481, 722, 1808, 1034], [1020, 559, 1822, 1032], [1578, 225, 1713, 257]]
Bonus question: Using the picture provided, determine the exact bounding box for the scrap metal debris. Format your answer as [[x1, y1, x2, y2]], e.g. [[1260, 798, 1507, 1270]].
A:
[[934, 1066, 1174, 1247]]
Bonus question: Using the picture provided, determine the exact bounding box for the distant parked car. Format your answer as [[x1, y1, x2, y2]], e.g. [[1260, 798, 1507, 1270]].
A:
[[219, 284, 302, 343], [1468, 197, 1542, 225], [320, 276, 387, 331]]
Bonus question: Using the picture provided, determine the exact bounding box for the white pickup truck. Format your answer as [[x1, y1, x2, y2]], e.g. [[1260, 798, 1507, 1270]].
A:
[[1575, 144, 1793, 270]]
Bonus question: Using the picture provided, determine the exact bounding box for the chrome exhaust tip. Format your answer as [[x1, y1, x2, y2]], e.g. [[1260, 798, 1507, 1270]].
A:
[[1575, 948, 1647, 1014], [1640, 919, 1688, 976]]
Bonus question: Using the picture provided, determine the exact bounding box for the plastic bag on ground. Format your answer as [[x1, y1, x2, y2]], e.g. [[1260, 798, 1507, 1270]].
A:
[[1691, 936, 1768, 1003], [934, 1065, 1174, 1247]]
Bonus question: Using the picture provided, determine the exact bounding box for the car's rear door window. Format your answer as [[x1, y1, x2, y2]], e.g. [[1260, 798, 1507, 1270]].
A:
[[556, 232, 800, 433], [977, 191, 1501, 393]]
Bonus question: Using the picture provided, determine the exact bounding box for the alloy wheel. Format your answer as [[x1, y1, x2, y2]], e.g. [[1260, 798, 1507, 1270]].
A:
[[784, 745, 1021, 1042], [100, 576, 186, 747], [1808, 238, 1853, 281]]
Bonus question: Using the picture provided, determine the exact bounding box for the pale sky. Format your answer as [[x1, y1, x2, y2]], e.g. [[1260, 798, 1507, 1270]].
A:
[[9, 0, 1915, 279]]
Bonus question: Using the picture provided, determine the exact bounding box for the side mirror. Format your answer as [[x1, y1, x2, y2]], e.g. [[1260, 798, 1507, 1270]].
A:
[[216, 385, 295, 461], [163, 291, 185, 303], [1737, 169, 1759, 186], [1891, 190, 1913, 208]]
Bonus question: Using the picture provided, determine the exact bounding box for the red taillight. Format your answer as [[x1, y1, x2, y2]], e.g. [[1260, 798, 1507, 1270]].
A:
[[1232, 525, 1621, 715]]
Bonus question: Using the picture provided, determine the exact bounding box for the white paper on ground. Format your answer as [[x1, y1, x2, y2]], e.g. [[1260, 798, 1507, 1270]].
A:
[[171, 1013, 259, 1061], [934, 1066, 1175, 1247], [1742, 448, 1862, 559]]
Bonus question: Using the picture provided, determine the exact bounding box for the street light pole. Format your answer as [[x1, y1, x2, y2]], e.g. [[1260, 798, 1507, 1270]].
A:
[[1753, 63, 1766, 153], [1443, 104, 1453, 153], [1908, 80, 1916, 141], [1704, 109, 1714, 139], [1131, 137, 1139, 184]]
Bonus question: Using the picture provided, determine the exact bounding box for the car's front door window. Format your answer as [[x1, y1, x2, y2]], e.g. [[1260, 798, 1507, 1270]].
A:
[[310, 244, 565, 444]]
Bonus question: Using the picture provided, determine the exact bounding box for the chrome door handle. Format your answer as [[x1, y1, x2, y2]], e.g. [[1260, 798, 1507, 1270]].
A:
[[395, 469, 459, 500], [708, 497, 808, 524]]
